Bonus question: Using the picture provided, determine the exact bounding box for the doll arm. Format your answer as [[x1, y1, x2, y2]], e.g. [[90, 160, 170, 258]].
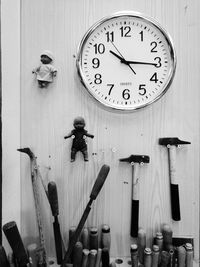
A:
[[32, 66, 41, 74], [85, 133, 94, 139], [50, 66, 57, 77], [64, 132, 73, 139]]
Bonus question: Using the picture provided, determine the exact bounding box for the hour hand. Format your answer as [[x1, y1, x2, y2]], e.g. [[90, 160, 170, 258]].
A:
[[109, 50, 136, 74], [109, 50, 125, 62]]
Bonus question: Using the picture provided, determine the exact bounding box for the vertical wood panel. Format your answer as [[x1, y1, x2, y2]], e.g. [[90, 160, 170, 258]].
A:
[[17, 0, 200, 263]]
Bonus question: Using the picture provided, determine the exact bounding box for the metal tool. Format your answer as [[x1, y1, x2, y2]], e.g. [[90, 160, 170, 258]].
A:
[[61, 164, 110, 266], [159, 137, 191, 221], [18, 148, 48, 266], [3, 221, 30, 267], [48, 181, 63, 264], [119, 155, 150, 237], [0, 245, 9, 267]]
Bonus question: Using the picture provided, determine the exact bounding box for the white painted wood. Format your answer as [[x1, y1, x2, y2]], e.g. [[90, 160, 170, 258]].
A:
[[1, 0, 21, 250], [2, 0, 199, 265]]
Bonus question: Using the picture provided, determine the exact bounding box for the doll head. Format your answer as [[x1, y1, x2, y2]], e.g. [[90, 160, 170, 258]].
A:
[[73, 117, 85, 130], [40, 50, 53, 64]]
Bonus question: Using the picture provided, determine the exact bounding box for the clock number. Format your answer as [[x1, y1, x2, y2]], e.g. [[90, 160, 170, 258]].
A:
[[139, 84, 146, 95], [106, 31, 114, 42], [154, 57, 162, 68], [120, 26, 131, 37], [107, 84, 114, 95], [150, 41, 158, 52], [150, 72, 158, 83], [92, 58, 100, 68], [122, 89, 130, 100], [94, 43, 105, 54], [94, 74, 102, 84], [139, 31, 144, 41]]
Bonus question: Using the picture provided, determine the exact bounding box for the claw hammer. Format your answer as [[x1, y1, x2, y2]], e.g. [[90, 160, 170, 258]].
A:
[[119, 155, 150, 237], [159, 137, 191, 221]]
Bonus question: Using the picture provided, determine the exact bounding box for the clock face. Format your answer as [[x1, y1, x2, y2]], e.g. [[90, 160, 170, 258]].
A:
[[77, 11, 176, 111]]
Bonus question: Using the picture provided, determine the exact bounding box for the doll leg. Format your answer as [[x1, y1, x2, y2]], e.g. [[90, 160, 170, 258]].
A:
[[82, 148, 88, 162], [71, 148, 77, 162]]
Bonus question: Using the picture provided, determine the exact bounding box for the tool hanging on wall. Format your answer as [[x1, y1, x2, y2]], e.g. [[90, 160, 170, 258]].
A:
[[158, 137, 191, 221], [17, 148, 48, 267], [0, 245, 9, 267], [119, 155, 150, 237], [61, 164, 110, 266], [48, 182, 63, 264], [64, 117, 94, 162], [3, 221, 30, 267]]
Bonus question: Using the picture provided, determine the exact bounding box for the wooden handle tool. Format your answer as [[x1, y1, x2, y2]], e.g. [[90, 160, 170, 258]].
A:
[[159, 137, 190, 220], [0, 245, 9, 267], [48, 181, 63, 264], [61, 164, 110, 266], [119, 155, 150, 237], [3, 221, 29, 267]]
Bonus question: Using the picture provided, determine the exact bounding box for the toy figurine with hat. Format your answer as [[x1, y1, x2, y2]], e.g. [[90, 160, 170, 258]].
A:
[[64, 117, 94, 162], [32, 50, 57, 88]]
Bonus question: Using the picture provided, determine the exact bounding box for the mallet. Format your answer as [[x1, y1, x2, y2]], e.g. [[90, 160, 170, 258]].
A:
[[119, 155, 150, 237], [159, 137, 191, 221], [61, 164, 110, 266]]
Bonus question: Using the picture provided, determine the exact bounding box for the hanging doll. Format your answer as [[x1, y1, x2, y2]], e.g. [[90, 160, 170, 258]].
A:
[[32, 50, 57, 88], [64, 117, 94, 162]]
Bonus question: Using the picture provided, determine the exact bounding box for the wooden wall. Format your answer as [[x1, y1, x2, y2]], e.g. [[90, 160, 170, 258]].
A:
[[2, 0, 199, 264]]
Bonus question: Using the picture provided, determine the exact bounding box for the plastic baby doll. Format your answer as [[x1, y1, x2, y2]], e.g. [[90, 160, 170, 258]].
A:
[[32, 50, 57, 88], [64, 117, 94, 162]]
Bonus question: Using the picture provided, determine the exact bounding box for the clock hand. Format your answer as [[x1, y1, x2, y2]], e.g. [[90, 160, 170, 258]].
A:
[[109, 50, 125, 62], [124, 60, 157, 66], [109, 43, 136, 75]]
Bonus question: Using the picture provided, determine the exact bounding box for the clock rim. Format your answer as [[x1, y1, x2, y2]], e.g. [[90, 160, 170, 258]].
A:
[[76, 11, 177, 112]]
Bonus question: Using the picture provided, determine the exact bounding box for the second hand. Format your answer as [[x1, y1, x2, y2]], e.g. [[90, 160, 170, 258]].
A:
[[110, 41, 136, 75]]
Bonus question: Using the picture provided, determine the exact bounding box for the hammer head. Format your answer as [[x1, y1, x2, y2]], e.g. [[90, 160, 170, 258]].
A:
[[119, 155, 150, 164], [159, 137, 191, 147]]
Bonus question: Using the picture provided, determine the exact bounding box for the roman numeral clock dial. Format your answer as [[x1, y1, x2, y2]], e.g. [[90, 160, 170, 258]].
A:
[[77, 11, 176, 111]]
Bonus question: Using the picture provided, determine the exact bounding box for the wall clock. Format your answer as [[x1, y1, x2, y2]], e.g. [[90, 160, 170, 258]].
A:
[[76, 11, 176, 111]]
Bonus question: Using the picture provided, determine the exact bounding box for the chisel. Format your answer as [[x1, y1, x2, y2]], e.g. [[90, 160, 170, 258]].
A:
[[48, 181, 63, 264], [0, 245, 9, 267], [3, 221, 29, 267], [61, 164, 110, 266]]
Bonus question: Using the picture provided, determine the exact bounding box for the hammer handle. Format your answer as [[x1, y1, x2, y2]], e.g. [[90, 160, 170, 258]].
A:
[[168, 146, 177, 184], [131, 164, 140, 237], [168, 146, 181, 221]]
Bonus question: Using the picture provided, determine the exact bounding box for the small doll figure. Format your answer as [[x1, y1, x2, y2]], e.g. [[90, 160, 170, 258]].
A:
[[32, 50, 57, 88], [64, 117, 94, 162]]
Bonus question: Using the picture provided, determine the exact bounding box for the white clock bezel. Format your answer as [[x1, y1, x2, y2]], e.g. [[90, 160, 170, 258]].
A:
[[76, 11, 176, 111]]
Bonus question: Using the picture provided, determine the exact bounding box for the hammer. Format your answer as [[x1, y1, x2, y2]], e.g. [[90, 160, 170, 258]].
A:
[[119, 155, 150, 237], [159, 137, 191, 221]]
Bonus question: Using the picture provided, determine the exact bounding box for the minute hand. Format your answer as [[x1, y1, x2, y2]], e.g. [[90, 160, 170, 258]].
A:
[[121, 59, 157, 66]]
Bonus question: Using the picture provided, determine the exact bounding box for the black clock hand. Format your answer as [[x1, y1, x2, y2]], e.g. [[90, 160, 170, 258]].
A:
[[109, 43, 136, 75], [123, 60, 157, 66], [109, 50, 125, 61]]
